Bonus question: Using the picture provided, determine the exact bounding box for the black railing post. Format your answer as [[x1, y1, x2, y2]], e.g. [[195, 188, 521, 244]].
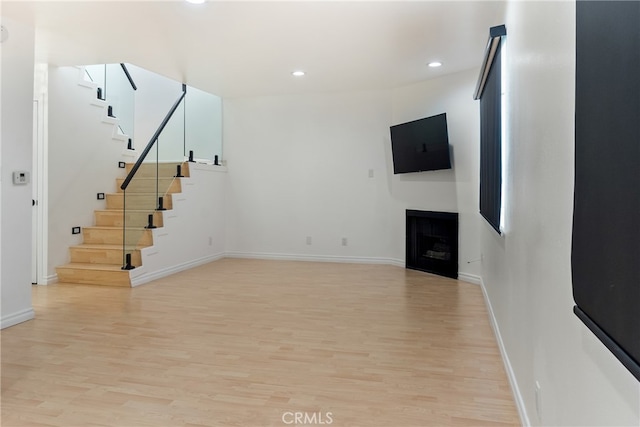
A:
[[157, 197, 166, 211], [145, 214, 157, 229], [122, 253, 134, 270], [122, 189, 127, 269], [175, 165, 184, 178]]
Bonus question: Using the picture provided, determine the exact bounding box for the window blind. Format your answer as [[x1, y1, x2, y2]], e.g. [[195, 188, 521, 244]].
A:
[[477, 29, 504, 234]]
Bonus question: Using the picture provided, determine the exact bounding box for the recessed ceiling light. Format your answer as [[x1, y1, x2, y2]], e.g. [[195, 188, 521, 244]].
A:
[[428, 61, 443, 68], [292, 70, 305, 77], [185, 0, 206, 4]]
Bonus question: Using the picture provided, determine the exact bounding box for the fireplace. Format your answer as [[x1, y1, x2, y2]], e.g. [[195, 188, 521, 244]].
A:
[[406, 210, 458, 279]]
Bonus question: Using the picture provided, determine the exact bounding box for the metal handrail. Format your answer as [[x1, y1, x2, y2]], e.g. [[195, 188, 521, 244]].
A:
[[120, 84, 186, 191], [119, 63, 137, 91]]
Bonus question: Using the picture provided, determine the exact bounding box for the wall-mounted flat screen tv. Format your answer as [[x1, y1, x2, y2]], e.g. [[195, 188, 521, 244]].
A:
[[390, 113, 451, 174]]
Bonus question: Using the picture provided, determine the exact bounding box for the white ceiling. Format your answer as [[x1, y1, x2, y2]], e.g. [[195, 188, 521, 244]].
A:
[[4, 1, 506, 98]]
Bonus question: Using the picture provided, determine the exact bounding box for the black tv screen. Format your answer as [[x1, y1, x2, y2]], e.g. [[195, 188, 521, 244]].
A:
[[390, 113, 451, 174]]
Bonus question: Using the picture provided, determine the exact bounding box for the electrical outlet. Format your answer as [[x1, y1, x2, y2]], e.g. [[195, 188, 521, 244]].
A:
[[306, 236, 312, 245], [368, 169, 374, 178], [342, 237, 348, 246], [97, 193, 105, 200], [72, 226, 81, 235], [118, 161, 126, 168], [208, 236, 213, 246]]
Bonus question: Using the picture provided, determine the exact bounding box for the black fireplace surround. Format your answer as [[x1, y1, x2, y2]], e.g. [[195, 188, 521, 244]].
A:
[[406, 210, 458, 279]]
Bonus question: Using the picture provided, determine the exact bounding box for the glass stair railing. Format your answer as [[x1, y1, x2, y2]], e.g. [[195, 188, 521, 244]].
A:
[[119, 82, 223, 270]]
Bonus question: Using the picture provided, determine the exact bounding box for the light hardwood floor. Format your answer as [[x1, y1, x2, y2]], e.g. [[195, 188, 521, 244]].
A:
[[1, 259, 520, 426]]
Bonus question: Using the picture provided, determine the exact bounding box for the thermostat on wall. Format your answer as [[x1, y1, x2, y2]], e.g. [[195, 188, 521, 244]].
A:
[[12, 171, 30, 185]]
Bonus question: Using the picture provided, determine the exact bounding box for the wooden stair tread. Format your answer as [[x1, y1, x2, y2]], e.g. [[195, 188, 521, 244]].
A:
[[85, 225, 154, 230], [56, 263, 132, 287], [57, 263, 129, 271], [96, 209, 162, 212], [107, 193, 178, 199], [107, 192, 175, 196], [118, 177, 180, 180], [70, 244, 141, 250], [125, 161, 189, 172]]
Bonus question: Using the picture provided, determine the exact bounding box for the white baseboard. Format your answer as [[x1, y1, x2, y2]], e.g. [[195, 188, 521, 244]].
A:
[[479, 277, 530, 426], [40, 273, 58, 285], [1, 307, 35, 329], [386, 258, 405, 268], [225, 251, 404, 267], [130, 252, 225, 287], [225, 252, 480, 283], [458, 272, 481, 285]]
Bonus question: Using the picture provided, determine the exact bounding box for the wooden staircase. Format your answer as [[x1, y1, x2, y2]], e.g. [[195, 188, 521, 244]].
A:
[[56, 162, 190, 287]]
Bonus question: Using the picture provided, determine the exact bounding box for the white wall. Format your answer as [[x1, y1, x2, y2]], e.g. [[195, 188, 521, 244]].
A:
[[481, 1, 640, 425], [47, 66, 133, 277], [223, 68, 481, 279], [224, 90, 396, 263], [0, 14, 36, 328]]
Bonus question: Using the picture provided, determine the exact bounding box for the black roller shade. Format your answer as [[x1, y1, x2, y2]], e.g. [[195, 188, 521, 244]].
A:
[[572, 0, 640, 381], [479, 41, 503, 234]]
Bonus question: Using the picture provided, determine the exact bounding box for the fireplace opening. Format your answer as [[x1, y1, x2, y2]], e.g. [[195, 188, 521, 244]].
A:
[[406, 210, 458, 278]]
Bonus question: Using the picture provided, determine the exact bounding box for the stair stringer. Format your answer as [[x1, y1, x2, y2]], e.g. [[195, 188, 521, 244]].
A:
[[130, 163, 228, 286]]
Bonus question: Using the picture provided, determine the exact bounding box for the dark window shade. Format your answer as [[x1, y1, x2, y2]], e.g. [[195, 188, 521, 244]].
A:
[[572, 0, 640, 381], [479, 42, 502, 234]]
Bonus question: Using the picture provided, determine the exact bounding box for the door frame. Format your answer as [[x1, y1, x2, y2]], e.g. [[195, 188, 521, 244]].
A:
[[32, 64, 49, 285]]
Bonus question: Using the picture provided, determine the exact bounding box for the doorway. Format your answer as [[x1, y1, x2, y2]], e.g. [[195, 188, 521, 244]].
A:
[[32, 100, 38, 284], [32, 67, 48, 285]]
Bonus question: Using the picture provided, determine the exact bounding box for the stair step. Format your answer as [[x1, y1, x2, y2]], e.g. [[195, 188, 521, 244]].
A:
[[69, 244, 142, 267], [83, 226, 153, 246], [106, 193, 173, 210], [56, 263, 132, 287], [116, 177, 182, 194], [95, 210, 164, 228], [125, 162, 190, 178]]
